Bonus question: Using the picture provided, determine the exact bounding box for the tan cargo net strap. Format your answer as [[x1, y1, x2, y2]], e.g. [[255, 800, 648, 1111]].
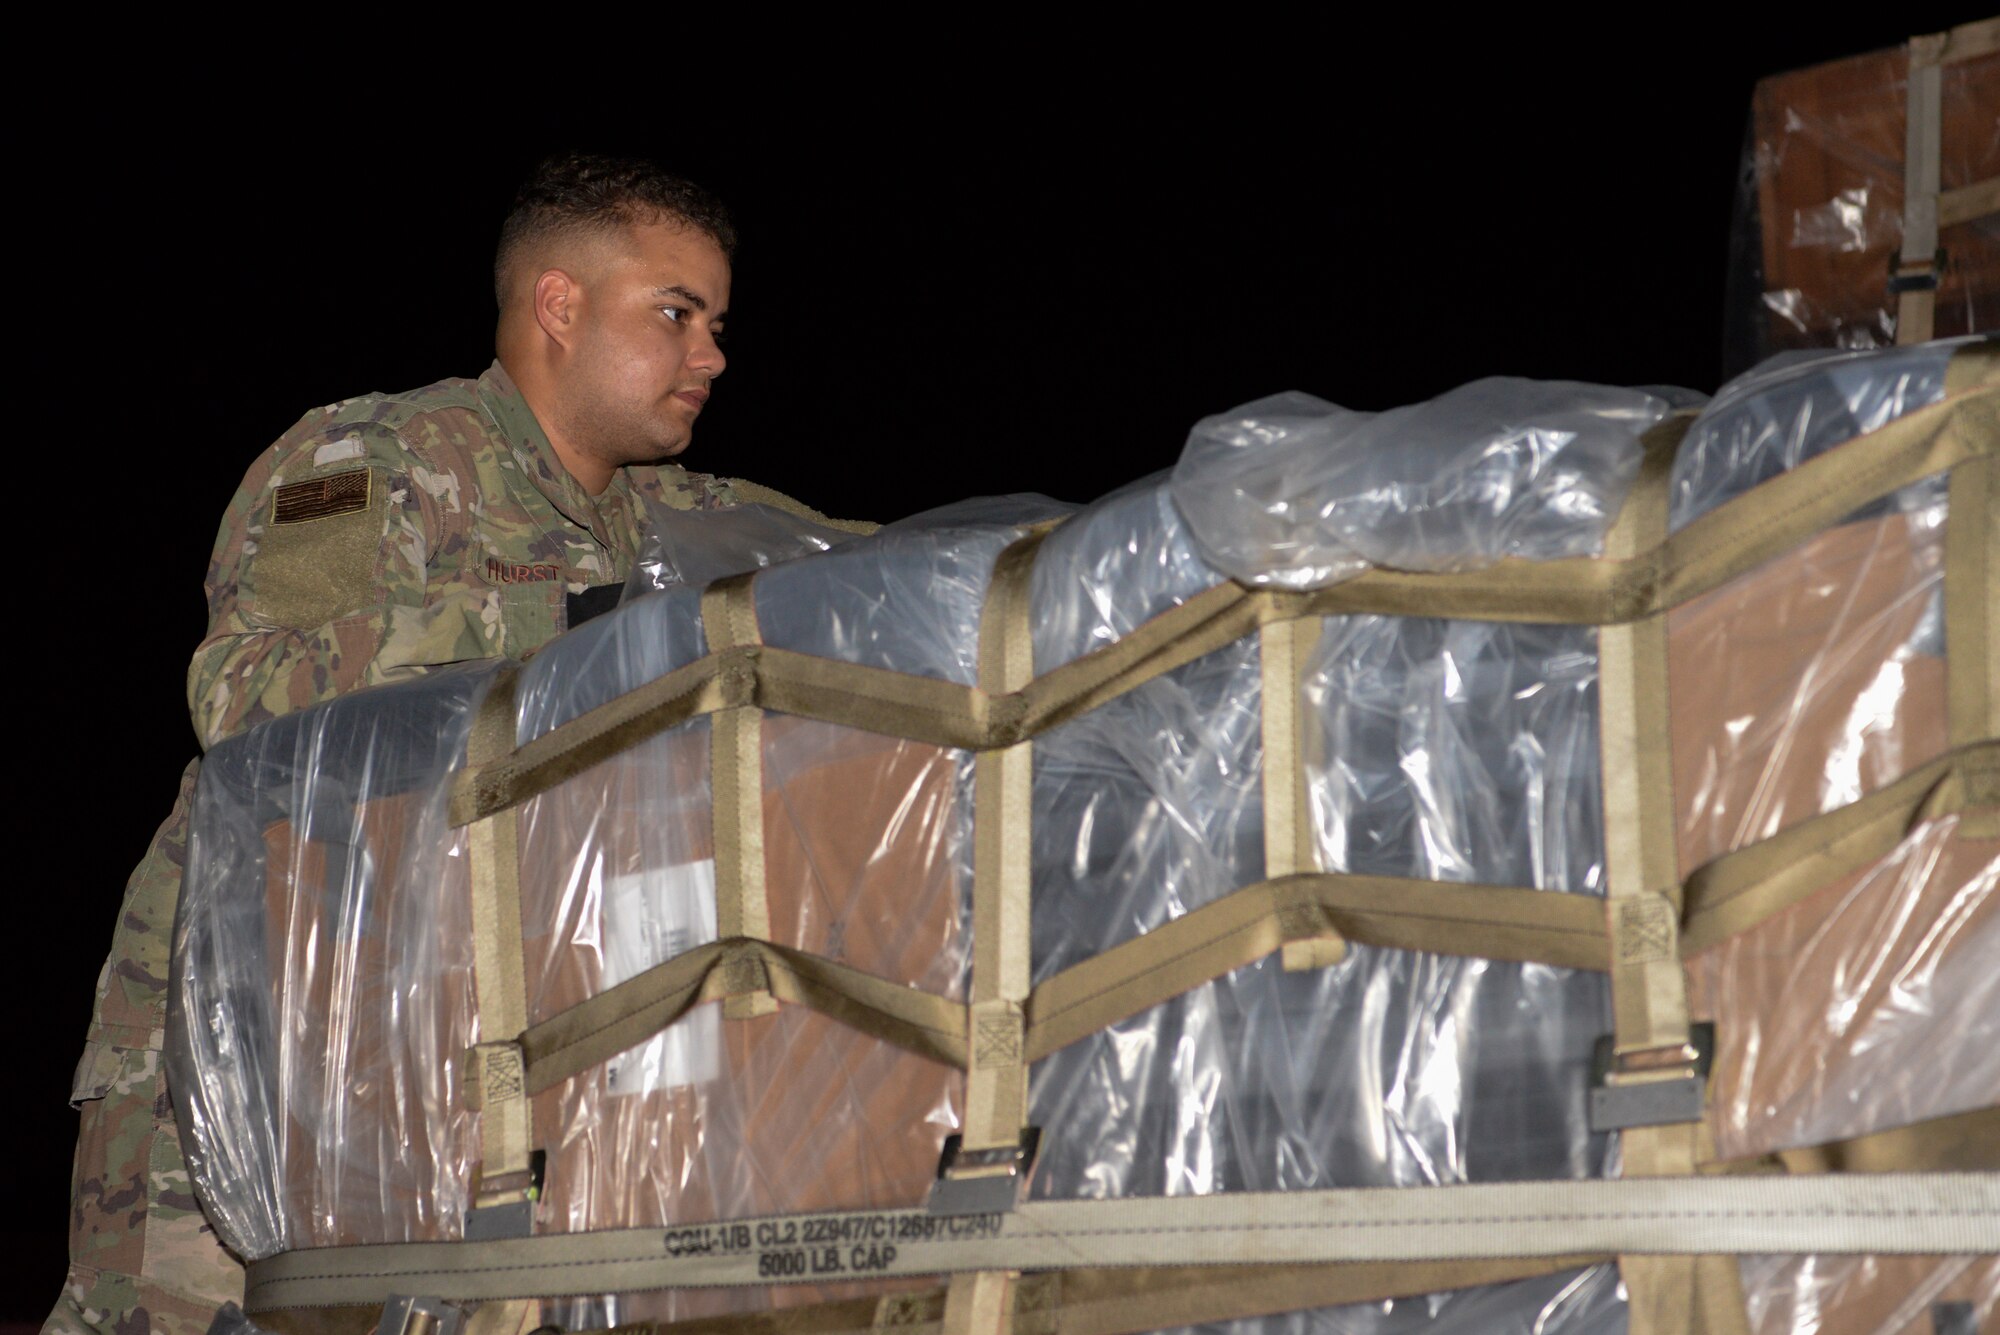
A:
[[1596, 415, 1712, 1335], [1259, 617, 1343, 970], [1944, 345, 1999, 840], [242, 1172, 2000, 1309], [1709, 1105, 2000, 1177], [446, 576, 1268, 825], [1941, 176, 2000, 228], [1934, 15, 2000, 62], [1022, 873, 1604, 1060], [460, 666, 536, 1207], [518, 937, 968, 1094], [964, 532, 1041, 1154], [507, 868, 1609, 1095], [449, 379, 1997, 831], [724, 477, 882, 537], [499, 724, 1995, 1099], [245, 1115, 1999, 1322], [503, 726, 2000, 1087], [1296, 384, 1987, 623], [1680, 737, 1999, 954], [952, 534, 1043, 1335], [702, 573, 778, 1020], [1598, 417, 1693, 1069]]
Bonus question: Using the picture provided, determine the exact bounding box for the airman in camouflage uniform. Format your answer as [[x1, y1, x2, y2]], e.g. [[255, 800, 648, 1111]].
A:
[[48, 154, 830, 1335]]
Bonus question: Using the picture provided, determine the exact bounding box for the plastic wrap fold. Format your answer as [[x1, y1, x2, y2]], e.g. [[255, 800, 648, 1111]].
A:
[[170, 342, 1998, 1334]]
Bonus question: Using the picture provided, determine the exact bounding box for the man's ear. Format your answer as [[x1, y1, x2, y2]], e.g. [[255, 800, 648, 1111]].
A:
[[532, 269, 581, 347]]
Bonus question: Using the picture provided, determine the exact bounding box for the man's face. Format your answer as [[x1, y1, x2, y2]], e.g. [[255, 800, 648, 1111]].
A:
[[560, 220, 731, 468]]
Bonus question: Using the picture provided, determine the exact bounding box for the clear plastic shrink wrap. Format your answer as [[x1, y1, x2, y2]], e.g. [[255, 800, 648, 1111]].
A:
[[621, 501, 858, 599], [171, 338, 1997, 1333], [1169, 379, 1666, 589]]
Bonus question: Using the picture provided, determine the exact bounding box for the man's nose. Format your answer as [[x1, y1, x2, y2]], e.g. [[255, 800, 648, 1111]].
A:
[[689, 325, 726, 379]]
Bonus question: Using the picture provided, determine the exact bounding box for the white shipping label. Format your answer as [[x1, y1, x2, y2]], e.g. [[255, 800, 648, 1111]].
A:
[[601, 861, 721, 1095]]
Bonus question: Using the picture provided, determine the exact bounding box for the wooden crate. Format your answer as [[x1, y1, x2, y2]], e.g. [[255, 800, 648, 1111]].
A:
[[1736, 25, 1997, 362]]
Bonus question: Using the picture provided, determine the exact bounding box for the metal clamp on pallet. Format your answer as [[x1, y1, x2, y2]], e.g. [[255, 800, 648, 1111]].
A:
[[379, 1295, 464, 1335], [928, 1127, 1041, 1216], [1587, 1023, 1714, 1133]]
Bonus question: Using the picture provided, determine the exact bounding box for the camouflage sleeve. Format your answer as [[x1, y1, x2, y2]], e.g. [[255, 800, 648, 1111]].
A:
[[696, 471, 740, 509], [187, 419, 488, 749]]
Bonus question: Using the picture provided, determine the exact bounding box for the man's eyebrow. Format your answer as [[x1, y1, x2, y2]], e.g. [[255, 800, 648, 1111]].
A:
[[653, 284, 709, 312]]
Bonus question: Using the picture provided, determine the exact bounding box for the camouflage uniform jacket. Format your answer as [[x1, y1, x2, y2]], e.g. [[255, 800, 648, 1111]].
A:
[[190, 360, 739, 746], [56, 361, 738, 1334]]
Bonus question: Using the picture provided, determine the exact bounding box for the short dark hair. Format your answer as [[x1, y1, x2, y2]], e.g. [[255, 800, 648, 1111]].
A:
[[495, 152, 736, 306]]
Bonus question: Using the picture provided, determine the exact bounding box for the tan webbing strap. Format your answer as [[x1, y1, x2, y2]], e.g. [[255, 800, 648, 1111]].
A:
[[1938, 15, 2000, 62], [1896, 30, 1946, 345], [964, 531, 1043, 1153], [1594, 421, 1713, 1335], [499, 727, 1990, 1098], [1763, 1106, 2000, 1176], [242, 1173, 2000, 1309], [462, 1299, 539, 1335], [1598, 425, 1693, 1073], [505, 865, 1604, 1097], [1939, 175, 2000, 228], [1649, 391, 1987, 612], [446, 581, 1274, 827], [724, 477, 882, 536], [450, 649, 748, 826], [460, 668, 537, 1210], [1259, 617, 1343, 969], [1024, 873, 1606, 1060], [503, 864, 1604, 1096], [702, 573, 778, 1020], [1944, 346, 1999, 840], [1947, 334, 2000, 394], [517, 937, 967, 1095], [240, 1310, 380, 1335], [446, 389, 1995, 832], [952, 533, 1045, 1335], [942, 1271, 1016, 1335], [1614, 1255, 1750, 1335], [463, 664, 522, 797], [1680, 739, 1999, 954], [1016, 581, 1270, 737], [1296, 394, 1990, 625], [1287, 875, 1609, 969]]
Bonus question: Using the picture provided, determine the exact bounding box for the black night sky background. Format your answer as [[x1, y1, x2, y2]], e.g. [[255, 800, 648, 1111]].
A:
[[12, 17, 1991, 1318]]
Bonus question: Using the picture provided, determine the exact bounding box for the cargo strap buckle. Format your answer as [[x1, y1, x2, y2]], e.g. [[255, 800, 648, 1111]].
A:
[[1587, 1022, 1714, 1133], [1888, 248, 1947, 294], [465, 1149, 546, 1240], [928, 1126, 1041, 1217]]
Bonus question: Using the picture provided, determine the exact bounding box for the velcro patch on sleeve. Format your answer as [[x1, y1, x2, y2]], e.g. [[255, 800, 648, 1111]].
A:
[[273, 468, 371, 524], [248, 465, 391, 628]]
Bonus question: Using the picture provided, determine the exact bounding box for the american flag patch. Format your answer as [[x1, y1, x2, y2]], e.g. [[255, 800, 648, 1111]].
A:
[[272, 469, 371, 524]]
